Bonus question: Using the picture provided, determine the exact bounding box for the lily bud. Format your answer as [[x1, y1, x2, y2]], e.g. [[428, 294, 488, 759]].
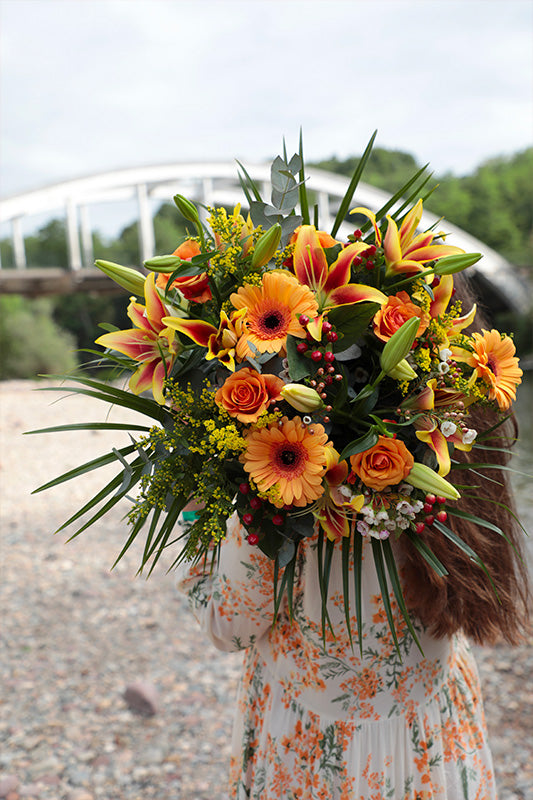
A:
[[94, 260, 146, 296], [404, 462, 460, 501], [143, 255, 184, 273], [251, 223, 282, 268], [379, 317, 420, 374], [433, 253, 482, 275], [173, 194, 201, 226], [385, 358, 417, 381], [281, 383, 325, 413]]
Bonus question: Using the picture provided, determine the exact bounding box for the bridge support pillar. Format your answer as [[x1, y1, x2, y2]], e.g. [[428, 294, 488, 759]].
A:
[[66, 199, 82, 271], [80, 205, 94, 268], [137, 184, 155, 263], [12, 217, 27, 269]]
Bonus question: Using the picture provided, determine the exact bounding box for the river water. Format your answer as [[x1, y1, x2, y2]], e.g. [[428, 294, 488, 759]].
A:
[[511, 371, 532, 567]]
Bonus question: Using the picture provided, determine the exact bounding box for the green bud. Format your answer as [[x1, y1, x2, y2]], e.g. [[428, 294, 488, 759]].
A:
[[144, 255, 184, 273], [280, 383, 325, 413], [386, 358, 417, 381], [404, 462, 460, 500], [433, 253, 482, 275], [173, 194, 200, 225], [251, 223, 282, 268], [379, 317, 420, 374], [94, 260, 146, 295]]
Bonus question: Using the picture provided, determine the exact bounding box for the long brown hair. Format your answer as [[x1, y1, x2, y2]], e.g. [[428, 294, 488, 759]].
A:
[[399, 273, 530, 644]]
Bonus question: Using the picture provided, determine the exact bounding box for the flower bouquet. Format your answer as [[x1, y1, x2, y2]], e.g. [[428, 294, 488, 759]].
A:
[[31, 133, 524, 652]]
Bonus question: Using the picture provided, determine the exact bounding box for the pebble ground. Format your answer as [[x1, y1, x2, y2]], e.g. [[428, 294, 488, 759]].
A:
[[1, 381, 531, 800]]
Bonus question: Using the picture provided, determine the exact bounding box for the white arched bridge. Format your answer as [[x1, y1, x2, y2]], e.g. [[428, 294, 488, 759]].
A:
[[0, 162, 528, 313]]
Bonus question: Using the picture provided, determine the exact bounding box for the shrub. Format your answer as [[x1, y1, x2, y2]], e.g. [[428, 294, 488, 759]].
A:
[[0, 295, 77, 380]]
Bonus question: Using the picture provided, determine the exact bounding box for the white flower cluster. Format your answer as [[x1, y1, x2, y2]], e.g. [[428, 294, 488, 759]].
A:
[[356, 485, 424, 540]]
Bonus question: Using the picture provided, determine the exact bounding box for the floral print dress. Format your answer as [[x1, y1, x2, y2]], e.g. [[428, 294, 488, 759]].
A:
[[177, 514, 496, 800]]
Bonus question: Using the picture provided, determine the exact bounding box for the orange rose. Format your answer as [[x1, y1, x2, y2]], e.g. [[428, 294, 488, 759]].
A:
[[372, 291, 428, 343], [156, 239, 212, 303], [215, 368, 285, 423], [350, 435, 414, 491]]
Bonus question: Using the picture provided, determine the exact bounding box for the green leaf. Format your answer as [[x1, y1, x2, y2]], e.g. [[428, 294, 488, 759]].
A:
[[298, 128, 310, 226], [361, 163, 430, 234], [25, 422, 150, 435], [445, 506, 523, 560], [35, 376, 169, 423], [353, 532, 364, 656], [381, 539, 423, 654], [328, 303, 378, 350], [55, 470, 128, 533], [317, 529, 334, 642], [331, 130, 377, 238], [341, 535, 353, 649], [404, 529, 448, 577], [66, 460, 145, 543], [285, 334, 311, 381], [434, 520, 500, 601], [236, 160, 263, 202], [32, 443, 138, 493], [371, 538, 401, 657], [339, 430, 379, 462]]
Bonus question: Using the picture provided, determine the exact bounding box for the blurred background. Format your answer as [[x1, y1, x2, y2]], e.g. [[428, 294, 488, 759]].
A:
[[0, 0, 532, 378], [0, 2, 532, 799]]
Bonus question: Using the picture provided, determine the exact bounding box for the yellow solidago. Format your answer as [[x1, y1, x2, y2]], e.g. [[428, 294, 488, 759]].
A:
[[413, 347, 432, 372], [253, 409, 283, 429], [275, 241, 295, 268]]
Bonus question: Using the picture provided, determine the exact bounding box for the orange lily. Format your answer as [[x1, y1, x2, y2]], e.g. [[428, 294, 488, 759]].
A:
[[95, 272, 181, 404], [315, 447, 364, 541], [403, 379, 474, 475], [428, 274, 477, 335], [162, 307, 247, 372], [292, 225, 387, 311], [382, 200, 464, 276]]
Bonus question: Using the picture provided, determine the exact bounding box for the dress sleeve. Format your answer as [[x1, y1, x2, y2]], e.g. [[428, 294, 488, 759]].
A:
[[176, 513, 278, 652]]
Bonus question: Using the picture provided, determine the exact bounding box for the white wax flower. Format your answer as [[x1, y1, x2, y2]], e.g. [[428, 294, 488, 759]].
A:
[[462, 428, 478, 445], [439, 348, 452, 361], [441, 421, 457, 437], [438, 361, 450, 374]]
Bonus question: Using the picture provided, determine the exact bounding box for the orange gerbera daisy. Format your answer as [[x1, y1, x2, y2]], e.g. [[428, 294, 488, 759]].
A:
[[242, 416, 329, 507], [456, 329, 522, 410], [230, 271, 318, 358]]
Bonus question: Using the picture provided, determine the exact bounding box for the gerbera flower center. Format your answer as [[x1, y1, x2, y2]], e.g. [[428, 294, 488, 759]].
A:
[[262, 311, 284, 331], [252, 304, 291, 340], [275, 443, 307, 474]]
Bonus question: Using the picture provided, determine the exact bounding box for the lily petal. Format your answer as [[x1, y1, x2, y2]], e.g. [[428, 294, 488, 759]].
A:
[[323, 243, 369, 294], [327, 284, 387, 309], [95, 328, 158, 362], [293, 226, 328, 290], [430, 275, 454, 318], [415, 421, 451, 476], [350, 207, 382, 246], [162, 316, 217, 346], [383, 216, 402, 265]]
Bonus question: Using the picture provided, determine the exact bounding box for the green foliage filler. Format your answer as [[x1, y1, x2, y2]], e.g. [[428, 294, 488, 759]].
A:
[[0, 295, 77, 379], [314, 147, 533, 271]]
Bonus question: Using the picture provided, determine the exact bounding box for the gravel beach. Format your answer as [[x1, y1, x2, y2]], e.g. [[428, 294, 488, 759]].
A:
[[1, 380, 532, 800]]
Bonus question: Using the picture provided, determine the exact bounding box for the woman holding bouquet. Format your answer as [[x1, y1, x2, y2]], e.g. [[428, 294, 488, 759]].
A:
[[177, 276, 529, 800]]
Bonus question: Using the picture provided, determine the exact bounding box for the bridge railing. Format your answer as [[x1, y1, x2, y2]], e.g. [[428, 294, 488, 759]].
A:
[[0, 162, 529, 312]]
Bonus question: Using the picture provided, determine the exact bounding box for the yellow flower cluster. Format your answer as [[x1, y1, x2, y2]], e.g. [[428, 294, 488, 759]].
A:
[[413, 347, 432, 372], [253, 409, 283, 429], [251, 478, 282, 505], [274, 241, 295, 268]]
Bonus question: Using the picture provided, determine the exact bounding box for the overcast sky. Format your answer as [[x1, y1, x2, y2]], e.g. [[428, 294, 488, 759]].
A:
[[1, 0, 532, 225]]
